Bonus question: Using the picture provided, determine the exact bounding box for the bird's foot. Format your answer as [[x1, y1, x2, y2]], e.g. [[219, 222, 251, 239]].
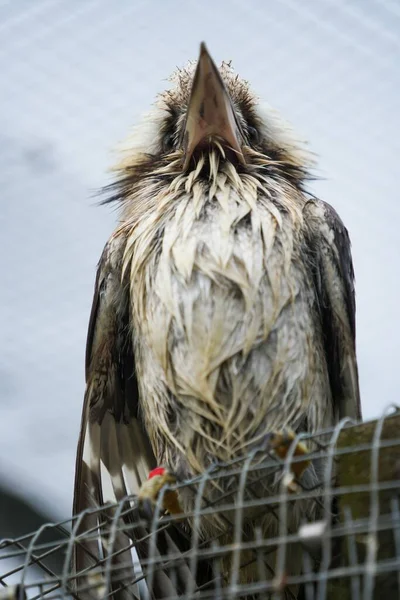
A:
[[264, 428, 311, 492], [138, 467, 183, 518]]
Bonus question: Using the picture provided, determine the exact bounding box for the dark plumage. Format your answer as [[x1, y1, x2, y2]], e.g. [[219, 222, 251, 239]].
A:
[[73, 43, 361, 598]]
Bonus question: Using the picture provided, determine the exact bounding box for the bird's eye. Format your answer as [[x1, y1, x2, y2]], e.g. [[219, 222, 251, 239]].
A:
[[162, 132, 175, 152], [247, 126, 260, 145]]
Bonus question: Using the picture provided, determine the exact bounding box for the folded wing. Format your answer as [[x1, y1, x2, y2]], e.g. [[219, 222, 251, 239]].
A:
[[72, 233, 201, 599], [303, 199, 362, 422]]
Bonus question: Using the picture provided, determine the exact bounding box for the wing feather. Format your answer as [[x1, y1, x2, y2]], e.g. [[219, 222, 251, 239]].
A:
[[72, 234, 204, 599], [304, 199, 362, 421]]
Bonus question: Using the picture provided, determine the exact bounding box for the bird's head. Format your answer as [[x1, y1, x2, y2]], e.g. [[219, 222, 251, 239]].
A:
[[106, 43, 314, 205]]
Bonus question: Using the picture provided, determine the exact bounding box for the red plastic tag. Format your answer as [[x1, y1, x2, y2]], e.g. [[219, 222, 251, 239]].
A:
[[148, 467, 166, 480]]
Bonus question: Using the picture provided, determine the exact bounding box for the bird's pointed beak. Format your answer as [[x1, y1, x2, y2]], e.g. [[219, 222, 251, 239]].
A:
[[182, 42, 245, 170]]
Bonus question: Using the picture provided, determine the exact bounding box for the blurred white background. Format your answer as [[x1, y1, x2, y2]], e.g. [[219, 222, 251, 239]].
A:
[[0, 0, 399, 521]]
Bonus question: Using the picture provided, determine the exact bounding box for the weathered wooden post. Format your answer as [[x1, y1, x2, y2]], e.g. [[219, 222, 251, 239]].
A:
[[326, 411, 400, 598]]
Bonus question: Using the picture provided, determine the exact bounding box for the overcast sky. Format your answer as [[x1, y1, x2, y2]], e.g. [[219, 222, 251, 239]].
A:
[[0, 0, 399, 520]]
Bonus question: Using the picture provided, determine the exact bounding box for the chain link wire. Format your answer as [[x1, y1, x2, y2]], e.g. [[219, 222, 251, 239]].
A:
[[1, 408, 400, 598]]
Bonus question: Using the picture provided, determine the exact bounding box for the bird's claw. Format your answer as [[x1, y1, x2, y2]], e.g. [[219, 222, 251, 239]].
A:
[[263, 428, 311, 490], [138, 467, 183, 518]]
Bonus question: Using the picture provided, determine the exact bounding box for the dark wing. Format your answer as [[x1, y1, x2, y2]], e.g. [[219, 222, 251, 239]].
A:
[[303, 199, 362, 422], [72, 234, 200, 599]]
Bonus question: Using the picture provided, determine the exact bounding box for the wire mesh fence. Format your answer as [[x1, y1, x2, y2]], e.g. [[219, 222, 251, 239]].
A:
[[1, 408, 400, 599]]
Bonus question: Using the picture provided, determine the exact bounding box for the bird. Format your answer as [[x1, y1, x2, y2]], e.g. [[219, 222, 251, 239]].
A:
[[72, 42, 362, 599]]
